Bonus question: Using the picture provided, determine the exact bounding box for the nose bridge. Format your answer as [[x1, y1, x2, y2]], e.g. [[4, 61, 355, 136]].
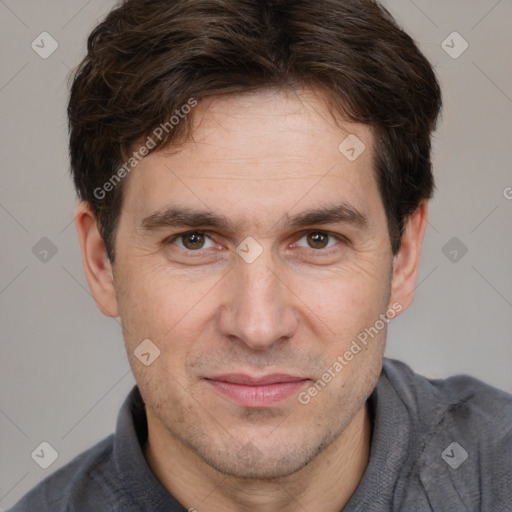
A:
[[241, 253, 279, 304], [219, 242, 297, 350]]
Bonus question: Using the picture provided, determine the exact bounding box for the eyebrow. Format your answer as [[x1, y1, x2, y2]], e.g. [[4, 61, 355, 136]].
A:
[[139, 202, 368, 232]]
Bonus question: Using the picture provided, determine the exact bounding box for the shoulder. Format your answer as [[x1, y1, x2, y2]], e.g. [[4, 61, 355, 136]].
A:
[[381, 356, 512, 431], [7, 435, 121, 512], [381, 357, 512, 509]]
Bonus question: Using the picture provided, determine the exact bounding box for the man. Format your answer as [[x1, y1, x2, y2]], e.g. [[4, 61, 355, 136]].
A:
[[9, 0, 511, 511]]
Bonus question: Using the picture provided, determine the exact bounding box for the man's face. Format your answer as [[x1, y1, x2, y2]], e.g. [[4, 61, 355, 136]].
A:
[[112, 88, 395, 478]]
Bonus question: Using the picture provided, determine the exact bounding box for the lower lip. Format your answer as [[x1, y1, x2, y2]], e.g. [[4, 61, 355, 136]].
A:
[[205, 379, 309, 407]]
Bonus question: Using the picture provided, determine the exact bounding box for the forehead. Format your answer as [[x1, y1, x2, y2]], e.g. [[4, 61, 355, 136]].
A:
[[121, 87, 382, 230]]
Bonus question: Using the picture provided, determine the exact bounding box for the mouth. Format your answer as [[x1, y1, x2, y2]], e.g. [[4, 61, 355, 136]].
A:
[[204, 373, 310, 407]]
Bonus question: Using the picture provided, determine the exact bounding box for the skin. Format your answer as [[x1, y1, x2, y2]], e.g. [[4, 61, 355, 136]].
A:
[[75, 87, 428, 512]]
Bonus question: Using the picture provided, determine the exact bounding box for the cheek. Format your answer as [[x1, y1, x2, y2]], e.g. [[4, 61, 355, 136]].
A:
[[289, 258, 390, 331], [114, 263, 183, 345], [115, 260, 223, 366]]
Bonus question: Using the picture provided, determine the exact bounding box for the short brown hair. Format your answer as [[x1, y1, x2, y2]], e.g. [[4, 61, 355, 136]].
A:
[[68, 0, 442, 262]]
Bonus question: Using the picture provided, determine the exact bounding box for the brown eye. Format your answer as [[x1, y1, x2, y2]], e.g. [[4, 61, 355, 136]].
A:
[[182, 232, 205, 250], [306, 232, 330, 249], [175, 232, 211, 250]]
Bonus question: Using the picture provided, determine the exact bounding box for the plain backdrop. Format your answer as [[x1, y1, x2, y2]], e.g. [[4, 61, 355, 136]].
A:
[[1, 0, 511, 508]]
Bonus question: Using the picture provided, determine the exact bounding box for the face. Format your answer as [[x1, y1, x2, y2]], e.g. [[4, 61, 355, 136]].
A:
[[107, 88, 398, 479]]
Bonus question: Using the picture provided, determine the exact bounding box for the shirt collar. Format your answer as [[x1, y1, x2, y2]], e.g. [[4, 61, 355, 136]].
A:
[[113, 386, 185, 511], [112, 358, 440, 512]]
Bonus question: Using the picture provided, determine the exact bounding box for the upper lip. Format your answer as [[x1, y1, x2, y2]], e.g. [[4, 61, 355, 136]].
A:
[[205, 374, 308, 386]]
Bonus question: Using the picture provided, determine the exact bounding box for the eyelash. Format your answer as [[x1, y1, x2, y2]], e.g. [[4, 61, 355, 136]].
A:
[[164, 230, 347, 254]]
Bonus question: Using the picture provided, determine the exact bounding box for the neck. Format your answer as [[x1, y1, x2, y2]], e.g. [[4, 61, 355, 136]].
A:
[[144, 402, 372, 512]]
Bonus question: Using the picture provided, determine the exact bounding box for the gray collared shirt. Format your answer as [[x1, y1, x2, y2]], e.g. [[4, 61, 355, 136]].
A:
[[8, 357, 512, 511]]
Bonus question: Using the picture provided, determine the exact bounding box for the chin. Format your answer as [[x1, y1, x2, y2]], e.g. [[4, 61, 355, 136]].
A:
[[193, 431, 334, 481], [204, 452, 311, 480]]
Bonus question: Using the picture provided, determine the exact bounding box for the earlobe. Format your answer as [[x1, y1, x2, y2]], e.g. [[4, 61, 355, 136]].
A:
[[389, 201, 429, 314], [74, 201, 119, 318]]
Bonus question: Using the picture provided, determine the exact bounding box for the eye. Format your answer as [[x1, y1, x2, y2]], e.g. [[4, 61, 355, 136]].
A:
[[169, 231, 216, 251], [294, 231, 340, 250]]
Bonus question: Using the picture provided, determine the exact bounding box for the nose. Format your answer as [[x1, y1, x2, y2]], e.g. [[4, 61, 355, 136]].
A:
[[218, 250, 298, 352]]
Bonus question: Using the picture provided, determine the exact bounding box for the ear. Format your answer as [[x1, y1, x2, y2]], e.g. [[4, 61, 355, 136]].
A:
[[389, 200, 429, 315], [74, 201, 119, 318]]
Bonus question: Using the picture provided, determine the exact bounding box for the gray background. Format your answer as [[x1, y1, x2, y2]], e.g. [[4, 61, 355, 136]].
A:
[[1, 0, 511, 508]]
